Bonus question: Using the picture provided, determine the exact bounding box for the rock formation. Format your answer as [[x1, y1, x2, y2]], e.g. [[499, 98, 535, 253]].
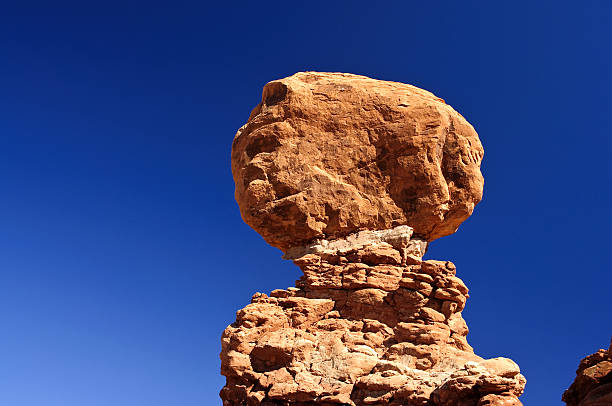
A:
[[231, 72, 484, 252], [563, 338, 612, 406], [221, 72, 525, 405]]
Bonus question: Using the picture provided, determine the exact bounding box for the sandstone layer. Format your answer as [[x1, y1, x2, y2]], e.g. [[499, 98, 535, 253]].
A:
[[220, 227, 525, 406], [563, 338, 612, 406], [231, 72, 484, 252]]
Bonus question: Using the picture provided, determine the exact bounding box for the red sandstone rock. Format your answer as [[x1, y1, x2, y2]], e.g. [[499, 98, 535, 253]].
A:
[[231, 72, 484, 252], [222, 73, 522, 405], [563, 338, 612, 406], [220, 229, 525, 405]]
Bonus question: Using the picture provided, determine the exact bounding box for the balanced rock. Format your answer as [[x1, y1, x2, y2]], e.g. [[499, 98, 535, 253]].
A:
[[231, 72, 484, 252], [222, 73, 524, 405], [563, 338, 612, 406]]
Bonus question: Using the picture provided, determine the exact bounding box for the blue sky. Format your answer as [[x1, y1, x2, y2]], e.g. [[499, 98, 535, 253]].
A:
[[0, 1, 610, 405]]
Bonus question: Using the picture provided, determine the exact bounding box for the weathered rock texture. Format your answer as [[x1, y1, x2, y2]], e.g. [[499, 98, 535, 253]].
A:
[[563, 338, 612, 406], [231, 72, 484, 252], [222, 73, 524, 405], [220, 228, 525, 405]]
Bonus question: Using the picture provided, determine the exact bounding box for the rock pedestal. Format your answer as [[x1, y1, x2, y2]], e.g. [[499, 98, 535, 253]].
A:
[[220, 227, 525, 405]]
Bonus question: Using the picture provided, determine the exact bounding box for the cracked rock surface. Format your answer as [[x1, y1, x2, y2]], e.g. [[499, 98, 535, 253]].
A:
[[231, 72, 484, 252]]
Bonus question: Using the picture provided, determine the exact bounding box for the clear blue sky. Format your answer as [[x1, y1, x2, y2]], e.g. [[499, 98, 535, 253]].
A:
[[0, 1, 610, 405]]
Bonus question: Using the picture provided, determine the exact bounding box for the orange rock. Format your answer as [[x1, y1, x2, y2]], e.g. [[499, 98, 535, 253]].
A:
[[232, 72, 484, 251], [478, 393, 523, 405], [221, 72, 524, 406], [220, 241, 526, 405]]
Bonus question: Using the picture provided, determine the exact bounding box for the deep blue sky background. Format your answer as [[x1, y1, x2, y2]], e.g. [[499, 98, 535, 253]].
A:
[[1, 2, 610, 405]]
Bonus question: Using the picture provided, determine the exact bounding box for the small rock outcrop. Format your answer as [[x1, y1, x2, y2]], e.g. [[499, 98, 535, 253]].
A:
[[563, 338, 612, 406], [222, 72, 525, 405]]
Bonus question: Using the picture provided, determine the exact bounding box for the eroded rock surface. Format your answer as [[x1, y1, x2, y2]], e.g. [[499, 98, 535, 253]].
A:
[[222, 73, 523, 405], [231, 72, 484, 252], [563, 338, 612, 406], [220, 228, 525, 405]]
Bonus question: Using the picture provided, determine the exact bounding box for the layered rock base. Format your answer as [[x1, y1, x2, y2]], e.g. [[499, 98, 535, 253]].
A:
[[563, 338, 612, 406], [220, 227, 525, 405]]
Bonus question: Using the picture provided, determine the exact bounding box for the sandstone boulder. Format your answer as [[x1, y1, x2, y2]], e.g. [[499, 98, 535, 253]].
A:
[[232, 72, 484, 251]]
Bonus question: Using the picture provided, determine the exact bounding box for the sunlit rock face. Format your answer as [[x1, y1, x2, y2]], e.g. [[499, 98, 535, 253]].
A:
[[221, 73, 524, 406], [231, 72, 484, 253]]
